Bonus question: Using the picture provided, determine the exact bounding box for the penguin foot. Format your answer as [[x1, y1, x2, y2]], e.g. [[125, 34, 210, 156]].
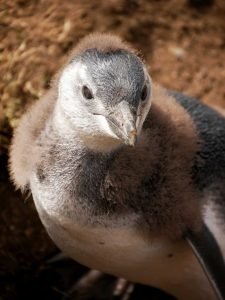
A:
[[38, 252, 174, 299], [62, 269, 104, 299], [43, 252, 134, 299], [113, 278, 134, 300], [62, 270, 134, 300]]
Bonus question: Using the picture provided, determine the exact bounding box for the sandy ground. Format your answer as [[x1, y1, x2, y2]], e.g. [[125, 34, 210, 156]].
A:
[[0, 0, 225, 299]]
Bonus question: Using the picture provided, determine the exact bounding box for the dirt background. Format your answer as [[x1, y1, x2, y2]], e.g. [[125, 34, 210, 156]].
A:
[[0, 0, 225, 299]]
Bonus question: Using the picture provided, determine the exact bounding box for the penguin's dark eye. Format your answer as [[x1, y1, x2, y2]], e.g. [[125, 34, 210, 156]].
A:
[[141, 85, 148, 102], [82, 85, 94, 100]]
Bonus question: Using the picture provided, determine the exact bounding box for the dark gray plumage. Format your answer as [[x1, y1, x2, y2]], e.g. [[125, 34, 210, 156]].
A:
[[9, 33, 225, 300], [75, 48, 145, 108], [171, 91, 225, 189]]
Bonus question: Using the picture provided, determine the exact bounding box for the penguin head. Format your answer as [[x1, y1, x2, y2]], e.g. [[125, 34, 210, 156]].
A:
[[56, 34, 152, 151]]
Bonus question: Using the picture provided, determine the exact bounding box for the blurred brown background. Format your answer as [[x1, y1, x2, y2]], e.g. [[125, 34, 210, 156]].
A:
[[0, 0, 225, 299]]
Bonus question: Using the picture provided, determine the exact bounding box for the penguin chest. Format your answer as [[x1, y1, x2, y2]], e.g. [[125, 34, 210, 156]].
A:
[[30, 177, 215, 300], [32, 192, 208, 295], [44, 211, 184, 285]]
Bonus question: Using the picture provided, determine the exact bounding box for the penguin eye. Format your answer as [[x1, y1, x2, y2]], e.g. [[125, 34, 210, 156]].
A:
[[82, 85, 94, 100], [141, 85, 148, 102]]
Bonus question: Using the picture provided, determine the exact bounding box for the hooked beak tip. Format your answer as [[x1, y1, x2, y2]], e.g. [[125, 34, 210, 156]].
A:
[[126, 129, 137, 147]]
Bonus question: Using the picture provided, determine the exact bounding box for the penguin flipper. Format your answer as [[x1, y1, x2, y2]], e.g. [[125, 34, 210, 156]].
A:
[[186, 223, 225, 300]]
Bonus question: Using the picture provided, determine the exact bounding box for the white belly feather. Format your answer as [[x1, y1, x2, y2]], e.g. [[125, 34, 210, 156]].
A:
[[31, 178, 218, 300]]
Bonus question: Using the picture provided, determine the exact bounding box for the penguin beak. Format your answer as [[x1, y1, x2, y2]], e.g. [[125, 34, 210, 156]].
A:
[[106, 101, 138, 147], [124, 122, 137, 146]]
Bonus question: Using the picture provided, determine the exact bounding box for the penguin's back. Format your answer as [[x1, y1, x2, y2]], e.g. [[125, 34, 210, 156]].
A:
[[171, 91, 225, 213]]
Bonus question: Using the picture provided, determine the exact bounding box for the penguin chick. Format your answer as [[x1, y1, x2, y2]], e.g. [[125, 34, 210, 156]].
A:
[[9, 33, 225, 300]]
